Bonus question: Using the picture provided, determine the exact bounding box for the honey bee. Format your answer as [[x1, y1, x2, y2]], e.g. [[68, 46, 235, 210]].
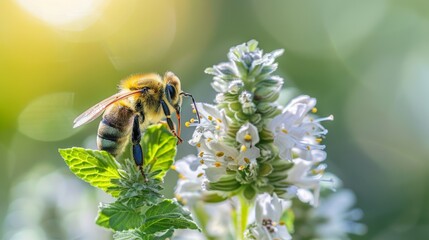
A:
[[73, 72, 199, 180]]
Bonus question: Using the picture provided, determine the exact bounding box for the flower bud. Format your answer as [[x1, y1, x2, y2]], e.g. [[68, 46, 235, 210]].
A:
[[211, 77, 227, 93], [214, 62, 238, 77], [259, 128, 274, 142], [239, 91, 253, 104], [258, 163, 273, 177], [227, 80, 244, 94], [242, 102, 257, 115], [254, 86, 280, 101], [256, 102, 278, 114], [228, 102, 241, 113], [234, 111, 248, 122], [258, 63, 278, 77], [249, 113, 262, 126], [255, 76, 283, 88]]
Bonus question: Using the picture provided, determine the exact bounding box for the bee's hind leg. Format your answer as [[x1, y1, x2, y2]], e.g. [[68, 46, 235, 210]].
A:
[[131, 114, 148, 182], [160, 100, 183, 144]]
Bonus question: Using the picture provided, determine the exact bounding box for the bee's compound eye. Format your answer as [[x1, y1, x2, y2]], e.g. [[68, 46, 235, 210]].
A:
[[166, 84, 176, 102]]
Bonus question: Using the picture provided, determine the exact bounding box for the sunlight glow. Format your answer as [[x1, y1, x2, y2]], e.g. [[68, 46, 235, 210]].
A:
[[16, 0, 106, 27]]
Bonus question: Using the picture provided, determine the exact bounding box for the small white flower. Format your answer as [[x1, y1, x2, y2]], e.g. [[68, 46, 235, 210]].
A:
[[284, 158, 323, 206], [268, 95, 333, 161], [236, 122, 260, 148], [188, 103, 230, 146], [174, 155, 205, 206], [197, 140, 261, 182], [197, 140, 234, 182], [250, 193, 292, 240], [311, 190, 367, 239], [236, 147, 260, 168]]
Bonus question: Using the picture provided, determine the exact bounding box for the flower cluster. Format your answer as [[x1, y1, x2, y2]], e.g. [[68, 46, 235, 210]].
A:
[[172, 40, 363, 240]]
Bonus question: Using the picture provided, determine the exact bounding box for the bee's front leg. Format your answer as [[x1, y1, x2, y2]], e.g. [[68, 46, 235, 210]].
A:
[[131, 114, 148, 182], [160, 100, 183, 144], [175, 106, 181, 139]]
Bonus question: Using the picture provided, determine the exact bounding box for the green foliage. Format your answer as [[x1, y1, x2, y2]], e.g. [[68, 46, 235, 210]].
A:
[[113, 158, 164, 208], [142, 124, 177, 180], [142, 199, 199, 234], [114, 228, 174, 240], [96, 202, 144, 231], [59, 147, 121, 197], [59, 124, 198, 238]]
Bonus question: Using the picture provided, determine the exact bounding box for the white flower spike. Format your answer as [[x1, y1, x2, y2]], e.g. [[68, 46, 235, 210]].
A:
[[179, 40, 363, 240]]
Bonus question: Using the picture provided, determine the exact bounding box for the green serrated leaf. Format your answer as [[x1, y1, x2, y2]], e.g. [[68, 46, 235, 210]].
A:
[[143, 124, 177, 180], [96, 202, 144, 231], [114, 228, 174, 240], [142, 199, 199, 234], [113, 230, 143, 240], [59, 147, 121, 196]]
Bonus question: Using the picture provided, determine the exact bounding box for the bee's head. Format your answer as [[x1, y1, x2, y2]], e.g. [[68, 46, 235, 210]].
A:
[[164, 71, 182, 108]]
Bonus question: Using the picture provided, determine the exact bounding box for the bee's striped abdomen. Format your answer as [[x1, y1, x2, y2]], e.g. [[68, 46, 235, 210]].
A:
[[97, 104, 134, 156]]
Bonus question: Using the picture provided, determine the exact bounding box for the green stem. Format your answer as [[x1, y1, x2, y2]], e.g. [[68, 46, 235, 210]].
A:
[[235, 194, 250, 240]]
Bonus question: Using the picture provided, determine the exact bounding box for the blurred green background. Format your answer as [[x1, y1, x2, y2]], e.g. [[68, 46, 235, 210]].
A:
[[1, 0, 428, 239]]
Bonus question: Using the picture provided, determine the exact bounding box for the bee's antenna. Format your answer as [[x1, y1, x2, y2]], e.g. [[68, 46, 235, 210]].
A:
[[180, 92, 200, 122]]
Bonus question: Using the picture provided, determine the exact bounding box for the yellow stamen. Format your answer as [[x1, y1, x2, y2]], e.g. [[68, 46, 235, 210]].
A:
[[244, 157, 250, 164], [306, 146, 311, 150], [170, 165, 176, 170], [312, 107, 318, 113], [190, 118, 195, 123], [240, 145, 247, 152], [216, 152, 225, 157], [316, 138, 322, 143], [215, 125, 221, 130], [178, 173, 185, 179], [199, 151, 204, 157], [185, 121, 191, 127], [192, 108, 197, 114], [197, 173, 204, 178], [279, 221, 286, 226], [217, 118, 222, 123], [281, 128, 288, 134], [312, 169, 324, 175], [207, 138, 213, 142], [244, 134, 252, 142], [208, 116, 213, 121], [200, 159, 205, 164], [214, 161, 222, 167], [238, 165, 245, 170], [196, 143, 201, 148]]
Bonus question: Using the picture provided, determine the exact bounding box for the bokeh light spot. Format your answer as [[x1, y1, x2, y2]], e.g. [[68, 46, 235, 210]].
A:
[[16, 0, 106, 29], [18, 92, 77, 142]]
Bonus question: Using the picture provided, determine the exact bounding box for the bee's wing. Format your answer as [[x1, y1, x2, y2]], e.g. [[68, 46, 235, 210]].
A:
[[73, 90, 142, 128]]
